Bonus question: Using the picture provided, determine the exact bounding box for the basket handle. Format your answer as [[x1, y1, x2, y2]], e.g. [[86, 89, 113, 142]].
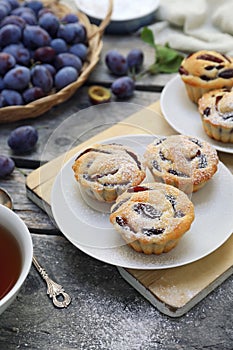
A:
[[88, 0, 113, 39]]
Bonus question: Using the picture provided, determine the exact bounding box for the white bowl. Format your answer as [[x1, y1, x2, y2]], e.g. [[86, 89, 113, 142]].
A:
[[76, 0, 160, 34], [0, 204, 33, 315]]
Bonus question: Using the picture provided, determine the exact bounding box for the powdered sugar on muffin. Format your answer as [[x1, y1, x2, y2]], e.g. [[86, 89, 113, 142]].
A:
[[198, 87, 233, 142], [144, 135, 219, 193], [72, 143, 146, 202], [110, 183, 195, 255], [179, 50, 233, 103]]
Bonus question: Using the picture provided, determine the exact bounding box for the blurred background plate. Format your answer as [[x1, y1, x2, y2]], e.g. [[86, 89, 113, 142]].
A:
[[75, 0, 160, 34]]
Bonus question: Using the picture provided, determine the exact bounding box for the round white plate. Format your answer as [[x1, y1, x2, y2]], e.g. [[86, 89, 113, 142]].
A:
[[51, 134, 233, 269], [75, 0, 159, 21], [160, 75, 233, 154]]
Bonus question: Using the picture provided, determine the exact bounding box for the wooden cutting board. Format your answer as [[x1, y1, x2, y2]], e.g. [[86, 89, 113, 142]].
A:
[[26, 101, 233, 317]]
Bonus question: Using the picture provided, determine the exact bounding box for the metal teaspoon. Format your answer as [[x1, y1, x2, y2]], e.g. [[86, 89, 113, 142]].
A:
[[0, 187, 71, 308]]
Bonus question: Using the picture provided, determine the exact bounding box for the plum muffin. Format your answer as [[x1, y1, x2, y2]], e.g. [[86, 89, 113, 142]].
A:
[[110, 183, 195, 255], [198, 88, 233, 143], [144, 135, 219, 193], [178, 50, 233, 104], [72, 143, 146, 202]]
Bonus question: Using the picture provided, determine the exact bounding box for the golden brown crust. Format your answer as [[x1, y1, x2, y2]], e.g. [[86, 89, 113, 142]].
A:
[[143, 135, 219, 193], [179, 50, 233, 103], [198, 88, 233, 143], [72, 143, 146, 202], [110, 183, 195, 255]]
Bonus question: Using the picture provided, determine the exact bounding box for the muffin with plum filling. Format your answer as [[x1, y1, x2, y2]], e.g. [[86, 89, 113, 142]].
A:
[[178, 50, 233, 104], [144, 135, 219, 193], [110, 182, 195, 255], [72, 143, 146, 202], [198, 87, 233, 143]]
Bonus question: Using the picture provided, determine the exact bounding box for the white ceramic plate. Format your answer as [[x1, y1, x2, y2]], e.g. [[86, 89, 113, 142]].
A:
[[75, 0, 160, 34], [160, 75, 233, 154], [51, 134, 233, 269], [76, 0, 159, 21]]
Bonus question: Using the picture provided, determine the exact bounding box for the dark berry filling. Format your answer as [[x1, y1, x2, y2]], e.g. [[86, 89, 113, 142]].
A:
[[127, 186, 150, 193], [168, 169, 190, 178], [203, 107, 211, 117], [186, 149, 207, 167], [159, 150, 171, 162], [189, 137, 203, 147], [222, 115, 233, 121], [83, 174, 94, 181], [152, 159, 162, 172], [178, 66, 188, 75], [197, 154, 207, 168], [83, 169, 118, 182], [186, 149, 201, 161], [116, 216, 135, 232], [116, 216, 127, 227], [205, 65, 215, 71], [174, 210, 185, 218], [218, 69, 233, 79], [216, 95, 223, 106], [111, 197, 130, 213], [204, 63, 225, 71], [133, 203, 162, 219], [126, 150, 142, 170], [200, 75, 213, 81], [142, 227, 165, 236], [103, 180, 130, 187], [166, 194, 185, 218], [196, 54, 224, 63], [75, 147, 111, 161], [166, 194, 176, 207]]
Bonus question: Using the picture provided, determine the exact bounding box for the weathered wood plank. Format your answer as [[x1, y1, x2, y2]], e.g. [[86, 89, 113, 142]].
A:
[[0, 233, 232, 350], [89, 34, 177, 88], [0, 88, 161, 163], [0, 169, 57, 233]]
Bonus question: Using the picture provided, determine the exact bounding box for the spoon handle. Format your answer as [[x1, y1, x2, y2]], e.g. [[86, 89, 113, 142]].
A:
[[32, 256, 71, 308]]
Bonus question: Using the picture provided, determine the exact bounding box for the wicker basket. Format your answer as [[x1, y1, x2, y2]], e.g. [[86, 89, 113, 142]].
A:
[[0, 0, 113, 123]]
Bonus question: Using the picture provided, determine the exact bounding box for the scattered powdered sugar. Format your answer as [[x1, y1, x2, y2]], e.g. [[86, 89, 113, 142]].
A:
[[81, 145, 145, 187], [206, 110, 233, 127], [86, 242, 178, 269]]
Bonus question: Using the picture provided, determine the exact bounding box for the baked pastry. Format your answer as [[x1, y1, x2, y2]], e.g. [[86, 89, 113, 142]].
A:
[[144, 135, 219, 193], [72, 143, 146, 202], [178, 50, 233, 104], [110, 182, 195, 255], [198, 88, 233, 143]]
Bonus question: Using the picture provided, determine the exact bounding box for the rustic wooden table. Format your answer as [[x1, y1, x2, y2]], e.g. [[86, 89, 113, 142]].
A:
[[0, 30, 232, 350]]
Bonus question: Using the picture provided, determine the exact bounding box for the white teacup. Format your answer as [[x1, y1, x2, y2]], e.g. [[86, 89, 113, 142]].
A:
[[0, 204, 33, 315]]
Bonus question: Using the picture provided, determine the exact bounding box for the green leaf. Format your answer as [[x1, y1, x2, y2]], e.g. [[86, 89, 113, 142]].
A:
[[140, 27, 156, 48], [156, 56, 184, 73], [156, 44, 181, 64], [140, 26, 184, 77]]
